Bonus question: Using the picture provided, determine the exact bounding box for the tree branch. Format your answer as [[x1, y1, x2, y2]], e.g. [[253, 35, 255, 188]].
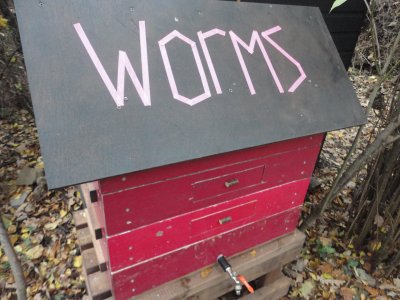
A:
[[0, 215, 26, 299]]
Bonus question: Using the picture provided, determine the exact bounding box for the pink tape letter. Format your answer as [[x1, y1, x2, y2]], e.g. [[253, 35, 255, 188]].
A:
[[73, 21, 151, 107], [262, 26, 306, 92], [197, 29, 226, 94], [229, 30, 284, 95], [159, 30, 211, 106]]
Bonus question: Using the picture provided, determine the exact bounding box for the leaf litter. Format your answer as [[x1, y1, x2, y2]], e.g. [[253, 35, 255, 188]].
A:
[[0, 110, 86, 299]]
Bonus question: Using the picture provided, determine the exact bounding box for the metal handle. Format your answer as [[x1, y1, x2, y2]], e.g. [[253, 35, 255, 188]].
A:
[[225, 178, 239, 188], [219, 216, 232, 225], [217, 255, 231, 272]]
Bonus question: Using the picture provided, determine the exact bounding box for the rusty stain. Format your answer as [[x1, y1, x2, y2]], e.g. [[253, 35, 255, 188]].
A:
[[180, 277, 191, 288]]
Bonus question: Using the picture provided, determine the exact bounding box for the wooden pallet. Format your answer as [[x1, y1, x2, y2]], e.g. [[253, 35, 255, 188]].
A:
[[135, 230, 305, 300], [74, 204, 304, 300], [74, 209, 112, 300]]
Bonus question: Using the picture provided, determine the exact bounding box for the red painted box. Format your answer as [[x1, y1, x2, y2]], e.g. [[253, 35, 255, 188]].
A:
[[84, 134, 324, 298]]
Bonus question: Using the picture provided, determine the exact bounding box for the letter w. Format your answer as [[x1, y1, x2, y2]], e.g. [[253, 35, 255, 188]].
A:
[[73, 21, 151, 107]]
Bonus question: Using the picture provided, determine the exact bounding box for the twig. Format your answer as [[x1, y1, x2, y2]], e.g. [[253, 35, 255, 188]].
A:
[[363, 0, 382, 73], [0, 47, 21, 81], [0, 214, 27, 299], [301, 115, 400, 230], [301, 28, 400, 230]]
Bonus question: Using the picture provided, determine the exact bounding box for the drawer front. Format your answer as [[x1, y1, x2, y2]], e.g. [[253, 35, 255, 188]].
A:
[[190, 200, 257, 237], [191, 166, 264, 202], [102, 143, 320, 236], [111, 206, 302, 300], [106, 178, 309, 272], [99, 134, 324, 194]]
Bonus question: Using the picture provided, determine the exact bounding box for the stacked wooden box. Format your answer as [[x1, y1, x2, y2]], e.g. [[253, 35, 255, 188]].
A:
[[80, 134, 323, 299], [15, 0, 366, 298]]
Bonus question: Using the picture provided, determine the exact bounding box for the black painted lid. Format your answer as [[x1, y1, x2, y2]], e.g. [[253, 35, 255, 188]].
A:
[[15, 0, 366, 188]]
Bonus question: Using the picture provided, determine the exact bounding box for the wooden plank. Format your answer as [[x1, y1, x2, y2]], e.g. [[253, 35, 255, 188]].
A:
[[74, 210, 113, 300], [87, 271, 113, 300], [134, 230, 304, 300], [240, 276, 291, 300], [82, 248, 100, 275], [73, 210, 89, 230], [107, 181, 309, 271], [76, 227, 93, 251], [194, 243, 301, 300], [262, 268, 284, 285], [80, 185, 108, 271]]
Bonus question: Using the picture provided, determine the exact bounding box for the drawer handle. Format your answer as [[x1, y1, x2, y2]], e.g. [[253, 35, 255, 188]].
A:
[[219, 216, 232, 225], [225, 178, 239, 188]]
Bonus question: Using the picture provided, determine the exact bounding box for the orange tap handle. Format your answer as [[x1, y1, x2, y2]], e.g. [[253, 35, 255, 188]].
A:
[[237, 275, 254, 294]]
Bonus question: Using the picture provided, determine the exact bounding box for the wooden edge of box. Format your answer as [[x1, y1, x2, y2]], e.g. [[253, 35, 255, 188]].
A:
[[134, 230, 305, 300], [79, 184, 107, 268], [73, 210, 113, 300]]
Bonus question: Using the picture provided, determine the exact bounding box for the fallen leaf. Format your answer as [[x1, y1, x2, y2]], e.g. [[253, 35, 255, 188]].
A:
[[374, 214, 384, 227], [318, 262, 333, 274], [300, 280, 315, 299], [14, 245, 23, 253], [322, 272, 333, 279], [200, 267, 213, 279], [7, 224, 17, 234], [319, 237, 332, 247], [60, 210, 67, 218], [393, 278, 400, 288], [25, 245, 44, 260], [364, 285, 379, 297], [354, 267, 376, 287], [9, 235, 18, 246], [73, 256, 82, 268], [0, 15, 8, 28], [340, 287, 355, 300], [44, 220, 61, 231]]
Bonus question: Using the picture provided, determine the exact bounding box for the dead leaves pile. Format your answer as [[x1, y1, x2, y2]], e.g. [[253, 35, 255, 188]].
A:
[[0, 110, 85, 299], [289, 69, 400, 299], [284, 226, 400, 299]]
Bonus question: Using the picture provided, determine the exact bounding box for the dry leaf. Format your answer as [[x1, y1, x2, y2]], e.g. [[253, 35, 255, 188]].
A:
[[44, 220, 61, 230], [7, 224, 17, 234], [25, 245, 44, 260], [300, 280, 315, 299], [364, 285, 379, 297], [318, 262, 333, 274], [340, 287, 355, 300], [73, 256, 82, 268], [200, 267, 213, 279]]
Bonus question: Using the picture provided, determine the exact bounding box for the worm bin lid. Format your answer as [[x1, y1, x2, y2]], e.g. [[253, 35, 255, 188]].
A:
[[15, 0, 366, 188]]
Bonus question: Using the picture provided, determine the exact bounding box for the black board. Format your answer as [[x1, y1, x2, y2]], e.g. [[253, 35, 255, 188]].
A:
[[15, 0, 366, 188]]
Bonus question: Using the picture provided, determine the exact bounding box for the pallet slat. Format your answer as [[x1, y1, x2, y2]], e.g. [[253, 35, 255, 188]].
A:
[[240, 276, 291, 300], [134, 230, 305, 300], [75, 205, 305, 300], [74, 210, 112, 300]]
